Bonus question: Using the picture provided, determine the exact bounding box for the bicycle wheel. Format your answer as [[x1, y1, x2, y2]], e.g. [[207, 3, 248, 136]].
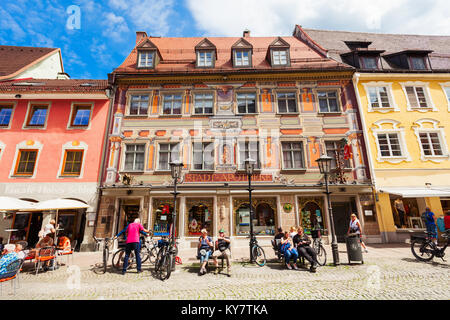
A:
[[112, 249, 134, 270], [315, 244, 327, 266], [252, 245, 266, 267], [157, 253, 172, 281], [154, 248, 164, 272], [411, 240, 435, 261], [103, 247, 109, 273], [148, 247, 158, 264], [140, 247, 150, 264]]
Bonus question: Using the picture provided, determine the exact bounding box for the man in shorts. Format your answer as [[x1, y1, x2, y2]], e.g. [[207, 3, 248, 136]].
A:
[[212, 228, 232, 276]]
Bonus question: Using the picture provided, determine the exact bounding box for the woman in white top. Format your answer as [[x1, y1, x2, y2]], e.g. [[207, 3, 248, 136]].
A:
[[347, 213, 368, 253], [42, 219, 56, 238], [289, 226, 297, 238]]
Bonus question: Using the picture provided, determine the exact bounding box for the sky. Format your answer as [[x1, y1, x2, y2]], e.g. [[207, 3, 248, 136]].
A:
[[0, 0, 449, 79]]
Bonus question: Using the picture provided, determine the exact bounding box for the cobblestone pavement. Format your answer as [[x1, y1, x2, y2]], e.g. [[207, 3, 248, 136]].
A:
[[2, 244, 449, 300]]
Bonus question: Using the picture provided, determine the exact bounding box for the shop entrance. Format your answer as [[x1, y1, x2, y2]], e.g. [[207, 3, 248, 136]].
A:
[[115, 199, 141, 235], [28, 212, 43, 247], [332, 202, 353, 243]]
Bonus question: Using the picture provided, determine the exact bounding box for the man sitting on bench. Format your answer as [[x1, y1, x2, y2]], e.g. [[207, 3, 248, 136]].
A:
[[293, 226, 318, 273], [212, 228, 231, 276]]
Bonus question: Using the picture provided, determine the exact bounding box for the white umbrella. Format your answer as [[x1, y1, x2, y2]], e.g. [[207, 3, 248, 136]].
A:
[[33, 199, 89, 242], [0, 197, 37, 211]]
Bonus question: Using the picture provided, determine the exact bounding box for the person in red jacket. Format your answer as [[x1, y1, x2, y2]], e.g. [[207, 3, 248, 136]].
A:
[[444, 210, 450, 230]]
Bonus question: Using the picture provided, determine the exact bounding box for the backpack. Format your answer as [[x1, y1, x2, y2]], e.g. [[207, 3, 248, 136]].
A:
[[437, 217, 446, 232]]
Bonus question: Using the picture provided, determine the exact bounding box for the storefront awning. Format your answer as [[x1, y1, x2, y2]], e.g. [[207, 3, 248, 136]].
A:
[[379, 187, 450, 198], [0, 197, 37, 211], [33, 199, 89, 210]]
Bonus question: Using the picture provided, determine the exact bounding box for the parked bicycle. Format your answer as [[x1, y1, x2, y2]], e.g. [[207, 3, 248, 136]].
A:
[[93, 236, 113, 274], [311, 229, 327, 266], [249, 234, 266, 267], [154, 236, 178, 281], [411, 230, 449, 262], [112, 234, 158, 270]]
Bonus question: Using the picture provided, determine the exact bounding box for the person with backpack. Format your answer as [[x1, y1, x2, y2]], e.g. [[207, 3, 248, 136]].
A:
[[422, 207, 438, 244], [212, 228, 232, 276]]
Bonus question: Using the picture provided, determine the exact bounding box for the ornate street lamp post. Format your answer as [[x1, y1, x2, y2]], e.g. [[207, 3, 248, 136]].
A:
[[169, 160, 183, 246], [316, 154, 340, 266], [245, 158, 256, 262]]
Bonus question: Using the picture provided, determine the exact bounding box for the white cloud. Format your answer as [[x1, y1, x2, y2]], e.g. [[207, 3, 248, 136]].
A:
[[186, 0, 450, 36], [102, 12, 130, 40], [108, 0, 175, 36]]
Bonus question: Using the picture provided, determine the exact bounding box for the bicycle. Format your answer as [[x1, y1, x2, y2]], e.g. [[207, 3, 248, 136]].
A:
[[93, 236, 112, 274], [154, 236, 178, 281], [411, 230, 449, 262], [311, 229, 327, 266], [140, 234, 159, 264], [249, 234, 266, 267]]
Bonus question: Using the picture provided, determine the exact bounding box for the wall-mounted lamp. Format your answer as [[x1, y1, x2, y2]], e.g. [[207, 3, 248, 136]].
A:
[[15, 94, 22, 99]]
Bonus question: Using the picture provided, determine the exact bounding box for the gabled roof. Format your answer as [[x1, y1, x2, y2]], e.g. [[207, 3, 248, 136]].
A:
[[231, 38, 253, 49], [113, 34, 352, 76], [299, 28, 450, 71], [0, 46, 62, 80], [269, 37, 290, 48], [137, 38, 158, 50]]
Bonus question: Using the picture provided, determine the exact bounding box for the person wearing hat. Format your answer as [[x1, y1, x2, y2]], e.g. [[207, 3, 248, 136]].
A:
[[198, 229, 213, 275], [0, 244, 19, 275], [212, 228, 232, 276]]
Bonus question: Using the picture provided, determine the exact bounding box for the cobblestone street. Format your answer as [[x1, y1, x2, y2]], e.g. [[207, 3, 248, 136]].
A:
[[2, 244, 449, 300]]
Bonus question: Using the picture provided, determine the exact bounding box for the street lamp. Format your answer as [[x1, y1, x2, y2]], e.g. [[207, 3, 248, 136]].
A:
[[316, 154, 340, 266], [245, 158, 256, 262], [169, 160, 183, 246]]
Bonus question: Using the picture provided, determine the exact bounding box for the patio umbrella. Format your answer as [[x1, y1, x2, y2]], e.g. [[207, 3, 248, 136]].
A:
[[34, 199, 90, 242], [0, 197, 37, 211]]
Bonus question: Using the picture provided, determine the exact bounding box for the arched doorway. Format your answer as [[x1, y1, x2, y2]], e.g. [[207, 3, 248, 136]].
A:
[[298, 198, 325, 235]]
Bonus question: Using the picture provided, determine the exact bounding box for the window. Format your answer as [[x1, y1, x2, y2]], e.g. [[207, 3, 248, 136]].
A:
[[419, 132, 443, 156], [138, 51, 154, 68], [272, 50, 288, 65], [318, 91, 340, 113], [410, 56, 427, 70], [197, 51, 213, 67], [237, 93, 257, 114], [158, 143, 180, 171], [26, 105, 48, 127], [162, 94, 182, 115], [70, 105, 91, 127], [360, 56, 378, 69], [238, 141, 260, 169], [129, 95, 149, 115], [376, 133, 403, 157], [14, 150, 38, 176], [193, 142, 214, 170], [445, 87, 450, 104], [0, 105, 13, 127], [405, 86, 428, 108], [368, 87, 391, 108], [234, 50, 250, 67], [194, 93, 214, 114], [62, 150, 84, 175], [325, 141, 351, 168], [277, 92, 297, 113], [124, 144, 145, 171], [282, 142, 304, 169]]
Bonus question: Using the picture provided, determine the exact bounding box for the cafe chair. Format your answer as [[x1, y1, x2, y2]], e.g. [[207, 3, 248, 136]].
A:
[[0, 259, 24, 296], [58, 240, 77, 266], [34, 246, 56, 275]]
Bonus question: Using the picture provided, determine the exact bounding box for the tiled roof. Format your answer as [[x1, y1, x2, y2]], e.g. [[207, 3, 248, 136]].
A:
[[113, 36, 353, 75], [0, 46, 60, 79], [302, 28, 450, 70], [0, 79, 109, 93]]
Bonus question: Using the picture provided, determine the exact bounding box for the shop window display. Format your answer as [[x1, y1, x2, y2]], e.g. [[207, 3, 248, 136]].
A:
[[153, 204, 174, 236], [235, 199, 276, 236], [391, 197, 421, 229], [187, 204, 212, 236], [300, 202, 324, 235]]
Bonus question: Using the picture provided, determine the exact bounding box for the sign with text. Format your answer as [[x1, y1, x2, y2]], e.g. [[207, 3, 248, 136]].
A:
[[184, 173, 273, 183]]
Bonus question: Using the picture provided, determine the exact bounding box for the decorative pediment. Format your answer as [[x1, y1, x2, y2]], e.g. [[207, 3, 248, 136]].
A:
[[137, 38, 158, 50], [269, 37, 290, 48], [231, 38, 253, 49], [195, 38, 216, 50]]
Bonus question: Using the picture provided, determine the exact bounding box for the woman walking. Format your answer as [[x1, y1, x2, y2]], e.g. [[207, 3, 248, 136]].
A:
[[347, 213, 368, 253]]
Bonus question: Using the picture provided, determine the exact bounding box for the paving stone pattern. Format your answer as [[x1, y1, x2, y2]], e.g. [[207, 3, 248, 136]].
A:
[[2, 244, 449, 300]]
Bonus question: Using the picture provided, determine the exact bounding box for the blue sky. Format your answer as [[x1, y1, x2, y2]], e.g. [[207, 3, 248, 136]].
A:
[[1, 0, 449, 79]]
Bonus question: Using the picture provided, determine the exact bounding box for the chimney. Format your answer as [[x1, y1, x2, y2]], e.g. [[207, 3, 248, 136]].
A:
[[136, 31, 148, 45], [243, 29, 250, 38]]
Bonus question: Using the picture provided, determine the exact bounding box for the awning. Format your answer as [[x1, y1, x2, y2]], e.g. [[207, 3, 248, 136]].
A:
[[33, 199, 89, 211], [0, 197, 37, 211], [379, 187, 450, 198]]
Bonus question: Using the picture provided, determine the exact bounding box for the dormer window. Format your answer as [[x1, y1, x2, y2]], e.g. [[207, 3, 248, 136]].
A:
[[384, 50, 432, 70], [195, 38, 217, 68], [268, 37, 290, 67], [197, 51, 213, 67], [234, 50, 250, 67], [360, 55, 379, 70], [410, 56, 427, 70], [138, 51, 154, 68]]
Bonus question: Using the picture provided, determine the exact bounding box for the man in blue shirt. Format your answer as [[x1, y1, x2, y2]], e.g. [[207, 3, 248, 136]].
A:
[[0, 244, 19, 275], [422, 207, 438, 244]]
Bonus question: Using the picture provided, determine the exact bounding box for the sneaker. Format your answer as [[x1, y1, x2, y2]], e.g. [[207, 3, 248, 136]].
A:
[[121, 271, 126, 275], [364, 249, 368, 253], [310, 265, 317, 273], [214, 268, 219, 275], [137, 270, 143, 274], [286, 263, 292, 270], [292, 264, 299, 270], [227, 268, 231, 277]]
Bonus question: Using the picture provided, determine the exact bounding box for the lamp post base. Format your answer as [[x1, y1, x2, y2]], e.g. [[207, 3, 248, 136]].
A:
[[331, 242, 340, 266]]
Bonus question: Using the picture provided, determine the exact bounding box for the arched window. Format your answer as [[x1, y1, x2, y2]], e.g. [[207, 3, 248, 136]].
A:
[[301, 202, 324, 234]]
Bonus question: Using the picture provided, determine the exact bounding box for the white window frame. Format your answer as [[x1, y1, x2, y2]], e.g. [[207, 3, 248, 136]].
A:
[[161, 93, 183, 116], [371, 119, 411, 164], [280, 141, 306, 170], [234, 50, 251, 67], [275, 91, 299, 114], [197, 51, 213, 67], [67, 102, 94, 129], [412, 119, 449, 163], [400, 81, 436, 112], [193, 92, 215, 115], [128, 94, 150, 116], [362, 82, 399, 113], [0, 101, 17, 129], [237, 139, 262, 170], [235, 91, 258, 114], [138, 51, 155, 68], [156, 142, 181, 171], [121, 143, 147, 172], [316, 89, 342, 114], [191, 141, 215, 171], [22, 102, 51, 130], [323, 140, 352, 169], [439, 82, 450, 112], [271, 49, 288, 66], [57, 141, 88, 179]]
